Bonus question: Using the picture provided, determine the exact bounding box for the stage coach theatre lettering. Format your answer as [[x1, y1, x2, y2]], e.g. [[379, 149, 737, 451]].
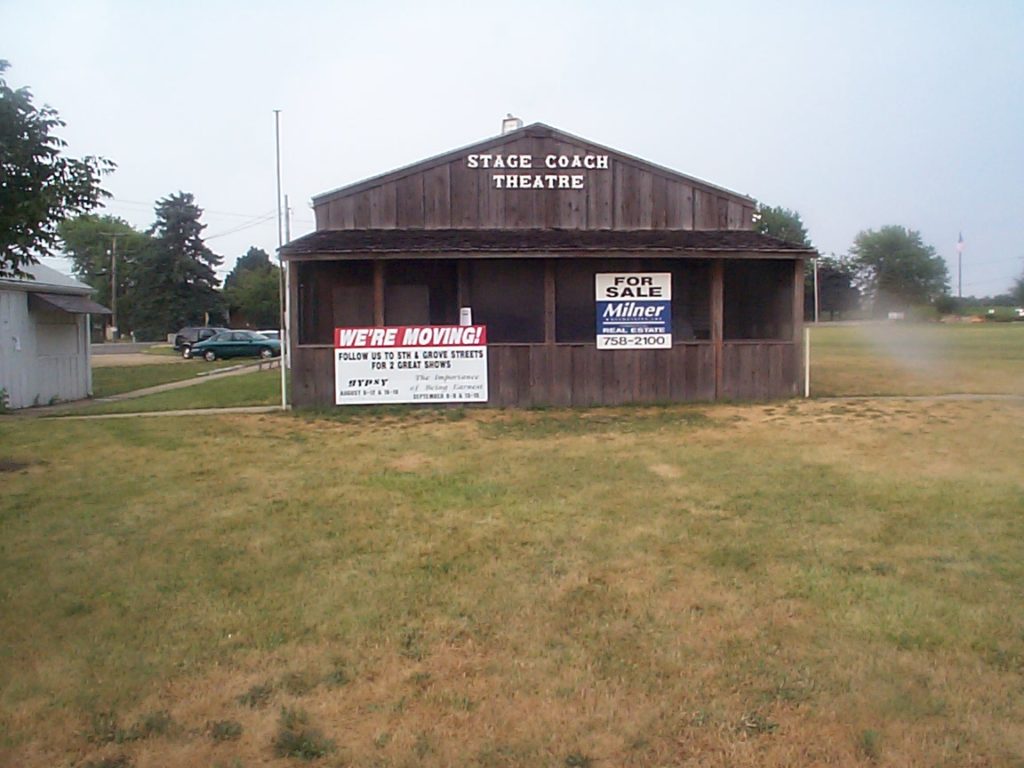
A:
[[334, 325, 489, 405], [466, 152, 610, 189], [596, 273, 672, 350]]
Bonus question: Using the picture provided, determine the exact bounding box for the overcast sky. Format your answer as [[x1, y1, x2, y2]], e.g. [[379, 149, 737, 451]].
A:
[[4, 0, 1022, 296]]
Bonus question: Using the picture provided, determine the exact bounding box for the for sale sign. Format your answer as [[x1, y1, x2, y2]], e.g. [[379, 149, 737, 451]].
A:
[[334, 325, 488, 405], [596, 273, 672, 349]]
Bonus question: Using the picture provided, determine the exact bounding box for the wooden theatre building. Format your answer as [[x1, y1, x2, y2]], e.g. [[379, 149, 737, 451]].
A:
[[280, 121, 815, 408]]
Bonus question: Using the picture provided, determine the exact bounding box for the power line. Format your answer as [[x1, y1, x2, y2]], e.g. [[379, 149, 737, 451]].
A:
[[205, 212, 277, 240], [106, 198, 283, 220]]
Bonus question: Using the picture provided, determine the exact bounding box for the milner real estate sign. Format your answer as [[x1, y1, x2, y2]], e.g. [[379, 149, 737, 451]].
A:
[[334, 325, 488, 405], [595, 273, 672, 349]]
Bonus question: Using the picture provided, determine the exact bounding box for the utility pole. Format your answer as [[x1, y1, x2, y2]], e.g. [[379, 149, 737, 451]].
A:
[[101, 232, 126, 340], [110, 235, 118, 338], [284, 194, 291, 243]]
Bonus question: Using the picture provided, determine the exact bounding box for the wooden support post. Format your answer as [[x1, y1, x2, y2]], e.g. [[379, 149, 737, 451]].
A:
[[373, 261, 385, 326], [544, 259, 556, 345], [711, 259, 724, 399], [456, 261, 469, 311], [794, 257, 806, 395]]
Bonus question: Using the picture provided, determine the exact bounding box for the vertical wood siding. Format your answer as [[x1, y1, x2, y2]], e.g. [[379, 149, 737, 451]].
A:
[[315, 135, 752, 232], [291, 342, 795, 409]]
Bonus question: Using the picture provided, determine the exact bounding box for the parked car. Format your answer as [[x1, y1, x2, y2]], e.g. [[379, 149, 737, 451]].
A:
[[174, 326, 229, 358], [190, 330, 281, 361], [256, 329, 280, 340]]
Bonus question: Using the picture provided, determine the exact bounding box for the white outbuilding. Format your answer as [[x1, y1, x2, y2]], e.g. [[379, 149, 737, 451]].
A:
[[0, 263, 110, 410]]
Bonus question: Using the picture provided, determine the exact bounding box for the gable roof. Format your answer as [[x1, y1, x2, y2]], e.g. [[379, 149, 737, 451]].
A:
[[312, 122, 756, 206]]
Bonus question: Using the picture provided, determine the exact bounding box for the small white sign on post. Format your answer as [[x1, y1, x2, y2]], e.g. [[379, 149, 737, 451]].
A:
[[595, 273, 672, 350]]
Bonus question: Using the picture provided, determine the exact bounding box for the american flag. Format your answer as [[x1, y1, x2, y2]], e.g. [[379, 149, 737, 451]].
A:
[[957, 232, 965, 253]]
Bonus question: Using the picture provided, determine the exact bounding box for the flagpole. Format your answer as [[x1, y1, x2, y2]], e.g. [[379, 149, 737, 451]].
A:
[[275, 109, 288, 410], [957, 232, 964, 300]]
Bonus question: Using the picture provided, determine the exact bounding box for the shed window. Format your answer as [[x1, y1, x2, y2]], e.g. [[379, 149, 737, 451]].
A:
[[723, 260, 794, 340], [384, 261, 458, 326], [466, 260, 544, 343]]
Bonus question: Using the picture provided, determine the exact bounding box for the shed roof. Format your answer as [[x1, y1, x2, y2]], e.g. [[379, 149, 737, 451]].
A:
[[0, 262, 94, 295], [280, 228, 814, 260]]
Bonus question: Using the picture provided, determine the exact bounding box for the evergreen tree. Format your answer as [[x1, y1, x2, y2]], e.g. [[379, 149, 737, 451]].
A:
[[132, 192, 224, 338]]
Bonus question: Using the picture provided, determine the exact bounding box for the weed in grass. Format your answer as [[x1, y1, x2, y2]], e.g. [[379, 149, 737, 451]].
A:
[[82, 756, 132, 768], [272, 707, 335, 760], [414, 731, 433, 759], [88, 708, 174, 744], [565, 752, 595, 767], [738, 711, 778, 735], [88, 710, 125, 744], [237, 682, 274, 708], [132, 709, 173, 738], [400, 626, 425, 660], [373, 731, 392, 749], [708, 545, 758, 572], [209, 719, 243, 741], [857, 729, 882, 762], [323, 662, 351, 688], [62, 600, 93, 617], [281, 670, 318, 696]]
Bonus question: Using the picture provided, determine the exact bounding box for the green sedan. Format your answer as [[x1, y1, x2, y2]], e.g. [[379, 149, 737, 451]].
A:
[[190, 330, 281, 361]]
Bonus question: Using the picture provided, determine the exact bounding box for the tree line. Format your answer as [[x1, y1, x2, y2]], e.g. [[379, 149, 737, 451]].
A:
[[0, 60, 279, 339], [58, 204, 280, 339], [753, 206, 1010, 319], [2, 58, 1021, 333]]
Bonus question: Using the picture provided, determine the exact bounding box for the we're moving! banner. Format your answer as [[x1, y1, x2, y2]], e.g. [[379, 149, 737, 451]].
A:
[[334, 325, 488, 405]]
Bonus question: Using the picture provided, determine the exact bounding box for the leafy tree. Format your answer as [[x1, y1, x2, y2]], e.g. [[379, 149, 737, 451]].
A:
[[754, 204, 811, 247], [225, 261, 280, 329], [806, 255, 860, 320], [1013, 271, 1024, 306], [850, 226, 950, 315], [224, 246, 279, 328], [58, 214, 151, 324], [131, 192, 224, 339], [0, 60, 114, 277]]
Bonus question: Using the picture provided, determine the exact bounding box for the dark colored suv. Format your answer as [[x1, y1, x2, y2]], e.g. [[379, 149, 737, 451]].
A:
[[174, 326, 229, 358]]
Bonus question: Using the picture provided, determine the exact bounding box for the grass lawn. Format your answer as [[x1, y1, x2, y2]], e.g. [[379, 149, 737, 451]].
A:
[[78, 369, 283, 414], [1, 399, 1023, 766], [91, 360, 246, 398], [810, 322, 1024, 397]]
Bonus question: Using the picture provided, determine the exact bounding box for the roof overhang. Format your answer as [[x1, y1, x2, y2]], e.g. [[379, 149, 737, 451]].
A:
[[30, 292, 112, 315], [280, 229, 816, 261]]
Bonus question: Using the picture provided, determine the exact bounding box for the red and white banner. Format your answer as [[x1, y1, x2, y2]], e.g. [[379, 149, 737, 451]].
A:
[[334, 325, 488, 405]]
